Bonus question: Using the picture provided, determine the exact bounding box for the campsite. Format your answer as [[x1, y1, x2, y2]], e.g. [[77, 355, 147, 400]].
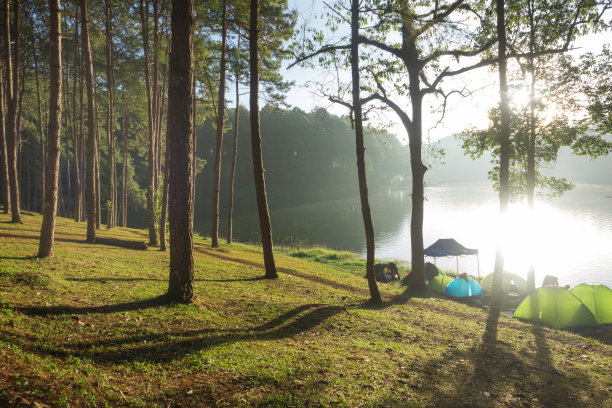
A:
[[1, 0, 612, 406]]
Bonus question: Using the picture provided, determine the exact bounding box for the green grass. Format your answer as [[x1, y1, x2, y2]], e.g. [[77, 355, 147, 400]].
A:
[[0, 212, 611, 407]]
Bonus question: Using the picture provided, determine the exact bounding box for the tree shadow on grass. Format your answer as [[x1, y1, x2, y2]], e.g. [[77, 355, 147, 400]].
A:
[[379, 310, 596, 407], [64, 276, 266, 283], [7, 303, 344, 365], [0, 232, 147, 250], [0, 255, 39, 260], [15, 294, 172, 316]]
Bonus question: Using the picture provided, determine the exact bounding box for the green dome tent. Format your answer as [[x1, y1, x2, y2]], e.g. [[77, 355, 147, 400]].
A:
[[428, 275, 454, 294], [513, 287, 598, 329], [570, 284, 612, 324], [480, 272, 528, 296]]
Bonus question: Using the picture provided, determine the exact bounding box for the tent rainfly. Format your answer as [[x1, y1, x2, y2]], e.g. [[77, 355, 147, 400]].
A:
[[513, 287, 598, 329], [570, 284, 612, 325], [424, 238, 480, 277]]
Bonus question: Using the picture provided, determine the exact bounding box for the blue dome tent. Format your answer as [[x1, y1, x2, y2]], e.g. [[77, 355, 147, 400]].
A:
[[444, 277, 484, 298]]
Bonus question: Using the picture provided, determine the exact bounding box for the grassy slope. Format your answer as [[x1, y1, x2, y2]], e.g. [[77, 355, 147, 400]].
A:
[[0, 213, 610, 408]]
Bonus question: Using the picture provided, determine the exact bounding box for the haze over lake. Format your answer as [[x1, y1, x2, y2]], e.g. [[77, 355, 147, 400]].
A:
[[213, 182, 612, 289]]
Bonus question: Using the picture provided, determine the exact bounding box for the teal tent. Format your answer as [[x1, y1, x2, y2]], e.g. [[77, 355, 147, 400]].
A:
[[570, 284, 612, 324], [513, 287, 598, 329], [443, 277, 483, 298]]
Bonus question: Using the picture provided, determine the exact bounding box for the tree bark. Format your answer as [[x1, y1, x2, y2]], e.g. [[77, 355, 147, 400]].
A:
[[3, 0, 22, 223], [166, 0, 195, 303], [250, 0, 277, 278], [211, 0, 227, 248], [0, 75, 9, 214], [227, 66, 239, 244], [105, 0, 116, 228], [34, 41, 46, 215], [63, 65, 71, 218], [491, 0, 511, 315], [140, 0, 158, 246], [95, 116, 101, 228], [159, 132, 169, 251], [121, 101, 128, 227], [351, 0, 381, 304], [71, 5, 81, 221], [81, 0, 97, 242], [38, 0, 62, 258]]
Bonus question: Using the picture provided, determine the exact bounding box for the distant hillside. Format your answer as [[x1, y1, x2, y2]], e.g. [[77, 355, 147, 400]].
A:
[[425, 136, 612, 185]]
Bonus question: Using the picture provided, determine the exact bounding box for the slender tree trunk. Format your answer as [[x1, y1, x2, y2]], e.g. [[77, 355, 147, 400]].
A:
[[167, 0, 195, 303], [0, 76, 10, 214], [81, 0, 96, 242], [227, 67, 239, 244], [140, 0, 158, 246], [351, 0, 381, 303], [17, 31, 26, 211], [79, 13, 85, 223], [211, 0, 227, 248], [491, 0, 511, 315], [121, 102, 127, 227], [63, 65, 71, 218], [525, 1, 537, 292], [159, 128, 169, 251], [38, 0, 62, 258], [4, 0, 22, 223], [191, 72, 196, 219], [72, 5, 81, 221], [95, 117, 101, 228], [250, 0, 277, 278], [34, 42, 46, 215], [105, 0, 116, 228]]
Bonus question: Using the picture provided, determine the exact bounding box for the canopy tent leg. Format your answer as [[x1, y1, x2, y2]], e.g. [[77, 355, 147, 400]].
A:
[[456, 256, 459, 275], [477, 253, 480, 278]]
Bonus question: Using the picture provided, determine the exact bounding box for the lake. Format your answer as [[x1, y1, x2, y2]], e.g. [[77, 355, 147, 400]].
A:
[[200, 182, 612, 288]]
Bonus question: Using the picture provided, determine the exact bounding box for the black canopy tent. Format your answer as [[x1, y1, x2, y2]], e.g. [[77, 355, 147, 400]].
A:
[[424, 238, 480, 277]]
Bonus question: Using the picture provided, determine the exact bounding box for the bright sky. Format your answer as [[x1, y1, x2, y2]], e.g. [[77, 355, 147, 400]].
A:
[[282, 0, 611, 143]]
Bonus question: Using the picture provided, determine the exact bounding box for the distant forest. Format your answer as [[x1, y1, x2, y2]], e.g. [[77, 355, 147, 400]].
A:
[[122, 107, 410, 228]]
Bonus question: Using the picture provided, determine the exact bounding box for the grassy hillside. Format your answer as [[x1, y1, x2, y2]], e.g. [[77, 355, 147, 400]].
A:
[[0, 213, 610, 407]]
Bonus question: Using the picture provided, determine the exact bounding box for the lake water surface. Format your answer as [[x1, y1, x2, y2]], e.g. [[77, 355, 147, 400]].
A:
[[206, 183, 612, 288]]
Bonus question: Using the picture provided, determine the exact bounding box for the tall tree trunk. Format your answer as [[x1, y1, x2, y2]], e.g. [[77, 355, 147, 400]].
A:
[[38, 0, 62, 257], [351, 0, 381, 303], [34, 41, 46, 215], [525, 0, 537, 292], [191, 72, 196, 219], [167, 0, 195, 303], [250, 0, 277, 278], [16, 30, 26, 211], [406, 90, 427, 293], [121, 102, 127, 228], [95, 116, 101, 228], [152, 0, 160, 191], [4, 0, 22, 223], [81, 0, 96, 242], [491, 0, 511, 315], [211, 0, 227, 248], [105, 0, 115, 228], [63, 65, 71, 218], [0, 75, 10, 214], [79, 11, 85, 223], [227, 67, 239, 244], [140, 0, 158, 246], [72, 5, 81, 221], [159, 134, 169, 251]]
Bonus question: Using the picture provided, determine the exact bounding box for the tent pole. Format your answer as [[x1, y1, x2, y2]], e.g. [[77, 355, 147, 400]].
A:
[[456, 257, 459, 275], [477, 253, 480, 278]]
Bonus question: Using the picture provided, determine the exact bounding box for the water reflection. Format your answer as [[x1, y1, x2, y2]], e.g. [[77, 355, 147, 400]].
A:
[[197, 183, 612, 288]]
